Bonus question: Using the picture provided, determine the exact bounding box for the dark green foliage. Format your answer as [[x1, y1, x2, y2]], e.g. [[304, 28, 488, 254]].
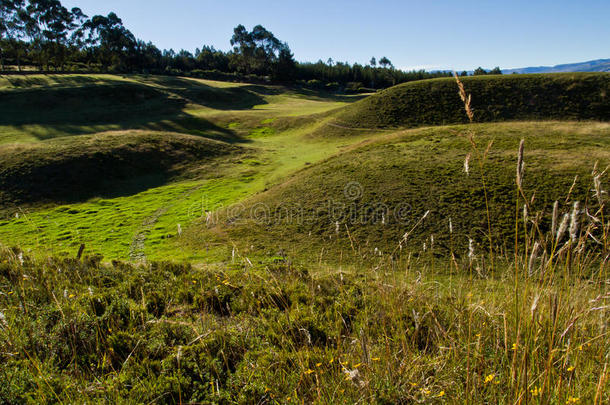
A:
[[335, 73, 610, 129]]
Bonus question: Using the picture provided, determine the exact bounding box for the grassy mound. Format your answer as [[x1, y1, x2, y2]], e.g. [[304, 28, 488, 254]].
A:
[[0, 74, 271, 144], [333, 73, 610, 129], [189, 121, 610, 259], [0, 78, 183, 127], [0, 131, 243, 206]]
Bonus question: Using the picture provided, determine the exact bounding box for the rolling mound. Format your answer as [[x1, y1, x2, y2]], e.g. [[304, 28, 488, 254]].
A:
[[0, 131, 244, 206], [0, 74, 268, 143], [188, 121, 610, 259], [0, 79, 184, 127], [333, 73, 610, 130]]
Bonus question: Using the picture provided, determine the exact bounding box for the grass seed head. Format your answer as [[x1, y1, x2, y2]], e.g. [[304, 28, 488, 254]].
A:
[[569, 201, 580, 242], [551, 201, 559, 237], [556, 213, 570, 244]]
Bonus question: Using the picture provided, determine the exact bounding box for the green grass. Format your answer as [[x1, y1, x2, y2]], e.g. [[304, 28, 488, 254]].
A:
[[0, 130, 245, 207], [0, 127, 372, 262], [333, 73, 610, 130], [0, 74, 367, 261], [193, 121, 610, 261]]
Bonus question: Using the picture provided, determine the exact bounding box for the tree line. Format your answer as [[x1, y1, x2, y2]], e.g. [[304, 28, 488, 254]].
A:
[[0, 0, 501, 90]]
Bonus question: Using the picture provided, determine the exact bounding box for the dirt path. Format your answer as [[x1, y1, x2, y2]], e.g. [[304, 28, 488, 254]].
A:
[[128, 184, 205, 262], [128, 206, 170, 262]]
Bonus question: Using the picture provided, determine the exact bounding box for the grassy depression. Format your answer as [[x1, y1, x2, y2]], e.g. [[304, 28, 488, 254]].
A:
[[0, 74, 369, 260]]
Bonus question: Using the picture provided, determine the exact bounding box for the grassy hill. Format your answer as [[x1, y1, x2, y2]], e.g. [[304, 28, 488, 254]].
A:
[[0, 75, 267, 144], [0, 130, 245, 207], [332, 73, 610, 130], [190, 121, 610, 260]]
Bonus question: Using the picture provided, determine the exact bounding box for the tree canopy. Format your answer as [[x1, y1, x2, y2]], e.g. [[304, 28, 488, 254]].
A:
[[1, 0, 485, 89]]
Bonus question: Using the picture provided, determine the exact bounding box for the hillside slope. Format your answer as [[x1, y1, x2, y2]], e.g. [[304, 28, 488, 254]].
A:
[[186, 121, 610, 260], [0, 131, 245, 206], [333, 73, 610, 130]]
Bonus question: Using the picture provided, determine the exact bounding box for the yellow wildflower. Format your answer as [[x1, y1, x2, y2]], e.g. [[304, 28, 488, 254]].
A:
[[567, 366, 575, 372], [531, 386, 540, 397], [436, 391, 445, 397], [371, 357, 380, 361], [566, 397, 580, 404], [304, 369, 315, 375], [315, 363, 322, 367], [484, 374, 495, 384]]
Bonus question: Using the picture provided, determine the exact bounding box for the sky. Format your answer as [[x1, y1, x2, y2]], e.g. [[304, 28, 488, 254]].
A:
[[60, 0, 610, 71]]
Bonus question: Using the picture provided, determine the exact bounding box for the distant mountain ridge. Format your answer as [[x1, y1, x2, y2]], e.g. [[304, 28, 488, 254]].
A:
[[503, 59, 610, 74]]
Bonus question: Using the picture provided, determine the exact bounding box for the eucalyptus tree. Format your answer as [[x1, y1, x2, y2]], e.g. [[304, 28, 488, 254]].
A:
[[24, 0, 86, 69], [379, 56, 393, 69], [230, 24, 292, 76], [0, 0, 25, 70], [82, 12, 135, 71]]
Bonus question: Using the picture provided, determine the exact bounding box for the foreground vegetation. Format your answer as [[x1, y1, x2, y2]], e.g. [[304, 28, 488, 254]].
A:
[[1, 245, 607, 403]]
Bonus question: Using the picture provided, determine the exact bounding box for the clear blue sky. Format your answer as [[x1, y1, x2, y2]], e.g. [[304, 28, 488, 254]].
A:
[[61, 0, 610, 71]]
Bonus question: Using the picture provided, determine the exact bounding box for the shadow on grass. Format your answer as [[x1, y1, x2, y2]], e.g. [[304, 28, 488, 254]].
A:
[[0, 77, 274, 143], [129, 75, 274, 110], [0, 130, 244, 208], [2, 74, 105, 88]]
